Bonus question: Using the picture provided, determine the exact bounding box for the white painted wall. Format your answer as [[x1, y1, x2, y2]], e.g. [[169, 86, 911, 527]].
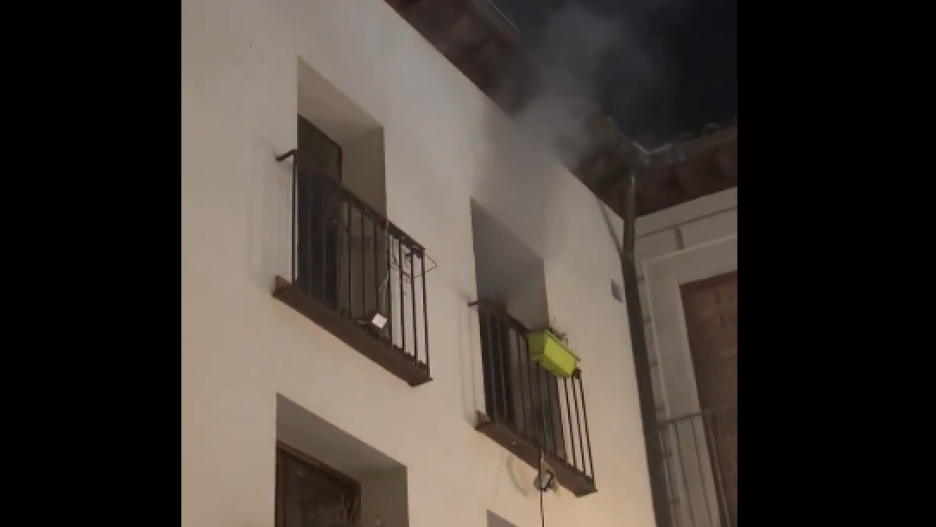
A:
[[181, 1, 653, 527], [635, 188, 737, 527], [636, 187, 737, 419], [360, 468, 410, 527]]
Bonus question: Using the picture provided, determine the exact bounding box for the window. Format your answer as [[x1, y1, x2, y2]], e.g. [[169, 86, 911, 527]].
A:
[[273, 116, 432, 386], [469, 201, 595, 495], [275, 444, 360, 527]]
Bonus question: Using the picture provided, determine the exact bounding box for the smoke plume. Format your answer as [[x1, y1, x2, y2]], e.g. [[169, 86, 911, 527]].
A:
[[507, 1, 666, 166]]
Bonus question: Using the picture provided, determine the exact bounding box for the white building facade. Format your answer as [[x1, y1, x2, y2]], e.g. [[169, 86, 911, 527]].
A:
[[639, 189, 738, 527], [181, 1, 658, 526]]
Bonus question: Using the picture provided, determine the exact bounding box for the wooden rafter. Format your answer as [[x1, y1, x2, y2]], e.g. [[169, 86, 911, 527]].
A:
[[715, 148, 737, 181], [389, 0, 430, 12], [453, 37, 499, 88]]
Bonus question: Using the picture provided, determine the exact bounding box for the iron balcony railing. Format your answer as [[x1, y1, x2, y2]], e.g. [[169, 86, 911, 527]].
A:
[[287, 156, 433, 378], [658, 406, 737, 527], [476, 300, 595, 486]]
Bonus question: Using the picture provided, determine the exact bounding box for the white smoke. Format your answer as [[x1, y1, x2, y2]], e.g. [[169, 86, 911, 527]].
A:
[[508, 2, 666, 165]]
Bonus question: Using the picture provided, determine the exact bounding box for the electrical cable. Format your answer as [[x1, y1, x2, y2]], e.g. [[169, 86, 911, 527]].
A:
[[539, 477, 545, 527], [538, 447, 546, 527]]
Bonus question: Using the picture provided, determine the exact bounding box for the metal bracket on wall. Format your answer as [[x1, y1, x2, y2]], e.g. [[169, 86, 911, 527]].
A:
[[275, 149, 297, 162]]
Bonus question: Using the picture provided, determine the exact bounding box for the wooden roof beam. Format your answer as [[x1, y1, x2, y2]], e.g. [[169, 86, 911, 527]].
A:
[[452, 37, 500, 89], [391, 0, 432, 12], [648, 126, 738, 167], [674, 161, 704, 196], [715, 149, 738, 181], [460, 0, 522, 44]]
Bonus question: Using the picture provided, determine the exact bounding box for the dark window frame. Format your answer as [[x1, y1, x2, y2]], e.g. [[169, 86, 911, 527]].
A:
[[275, 442, 361, 527]]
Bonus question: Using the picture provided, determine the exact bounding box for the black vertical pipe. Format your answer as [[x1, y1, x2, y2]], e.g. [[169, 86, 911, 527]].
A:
[[621, 169, 675, 527]]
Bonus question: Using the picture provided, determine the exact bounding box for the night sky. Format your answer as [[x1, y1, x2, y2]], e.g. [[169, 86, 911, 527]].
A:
[[490, 0, 738, 146]]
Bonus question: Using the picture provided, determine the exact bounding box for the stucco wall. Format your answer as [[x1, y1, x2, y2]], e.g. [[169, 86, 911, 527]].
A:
[[182, 1, 654, 527], [635, 188, 737, 527], [635, 187, 737, 419]]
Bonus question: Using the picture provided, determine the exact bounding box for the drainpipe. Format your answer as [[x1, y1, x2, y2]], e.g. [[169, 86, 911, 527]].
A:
[[620, 167, 675, 527]]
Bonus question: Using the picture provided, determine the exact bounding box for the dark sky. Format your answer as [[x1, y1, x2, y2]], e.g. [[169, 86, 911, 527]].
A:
[[490, 0, 738, 145]]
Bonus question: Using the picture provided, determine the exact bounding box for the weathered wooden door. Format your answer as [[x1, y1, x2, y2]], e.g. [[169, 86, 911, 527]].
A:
[[681, 271, 737, 526]]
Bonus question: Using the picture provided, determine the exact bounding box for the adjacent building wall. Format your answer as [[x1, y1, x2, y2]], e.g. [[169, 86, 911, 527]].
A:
[[635, 187, 737, 527], [182, 1, 653, 527], [636, 187, 737, 419]]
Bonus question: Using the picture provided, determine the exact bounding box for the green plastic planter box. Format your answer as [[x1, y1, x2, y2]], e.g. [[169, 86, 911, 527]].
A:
[[526, 330, 580, 378]]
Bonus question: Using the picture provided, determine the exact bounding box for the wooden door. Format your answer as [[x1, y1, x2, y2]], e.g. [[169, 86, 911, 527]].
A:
[[681, 271, 737, 526]]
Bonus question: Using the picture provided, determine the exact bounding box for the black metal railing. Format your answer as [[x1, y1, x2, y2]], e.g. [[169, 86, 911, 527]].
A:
[[476, 300, 595, 481], [289, 156, 433, 373], [658, 406, 737, 527]]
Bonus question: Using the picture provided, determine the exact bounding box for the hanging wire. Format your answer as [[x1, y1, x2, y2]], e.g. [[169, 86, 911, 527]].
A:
[[539, 455, 546, 527], [388, 237, 437, 282], [536, 390, 553, 527]]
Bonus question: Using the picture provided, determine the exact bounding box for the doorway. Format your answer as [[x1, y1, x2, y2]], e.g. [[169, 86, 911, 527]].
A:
[[295, 115, 342, 309], [681, 271, 737, 526]]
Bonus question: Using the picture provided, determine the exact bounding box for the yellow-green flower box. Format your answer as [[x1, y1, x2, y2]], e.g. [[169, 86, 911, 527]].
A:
[[526, 329, 579, 378]]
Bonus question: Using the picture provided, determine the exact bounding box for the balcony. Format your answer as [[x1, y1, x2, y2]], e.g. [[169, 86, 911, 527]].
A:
[[273, 155, 433, 386], [659, 407, 737, 527], [473, 300, 597, 497]]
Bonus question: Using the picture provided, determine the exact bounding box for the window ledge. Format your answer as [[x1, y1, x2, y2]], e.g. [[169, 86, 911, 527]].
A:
[[273, 276, 432, 387]]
